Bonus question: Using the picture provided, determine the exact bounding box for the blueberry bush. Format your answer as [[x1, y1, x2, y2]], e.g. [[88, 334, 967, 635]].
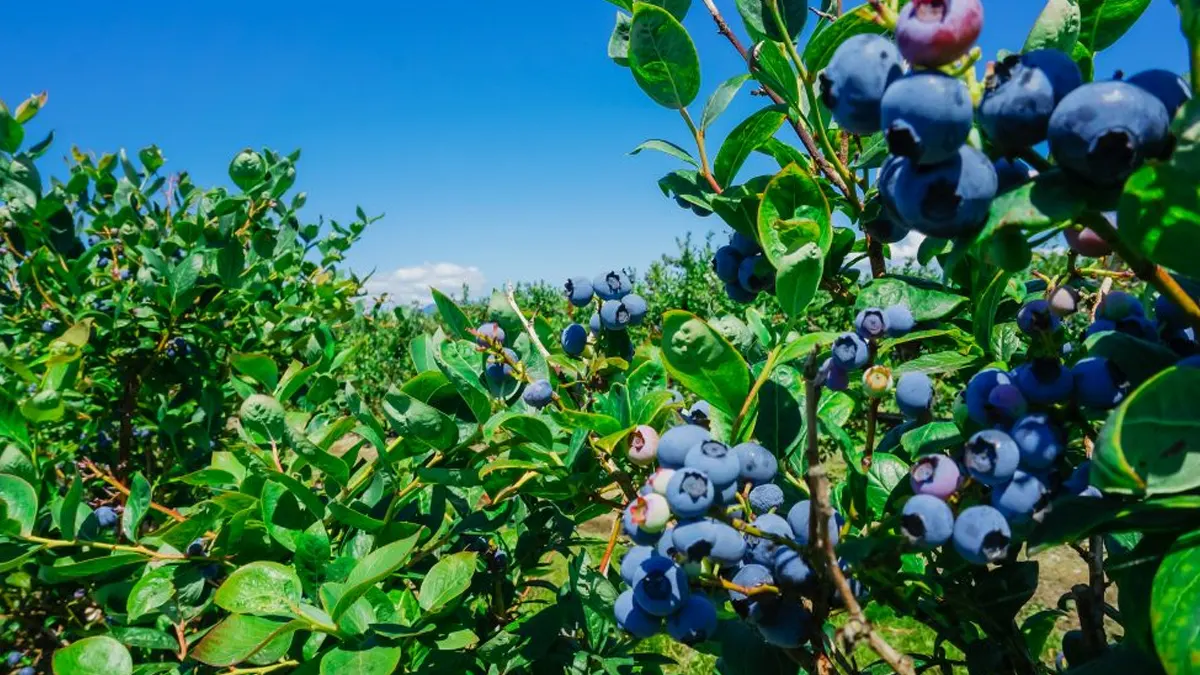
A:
[[2, 0, 1200, 674]]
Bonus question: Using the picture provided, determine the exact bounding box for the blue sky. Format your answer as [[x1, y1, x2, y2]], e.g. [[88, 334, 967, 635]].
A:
[[3, 1, 1190, 304]]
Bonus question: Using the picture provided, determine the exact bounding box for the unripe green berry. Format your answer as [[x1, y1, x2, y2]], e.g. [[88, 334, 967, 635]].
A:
[[863, 366, 893, 398]]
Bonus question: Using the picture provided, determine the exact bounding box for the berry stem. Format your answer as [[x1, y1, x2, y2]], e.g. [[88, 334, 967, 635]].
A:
[[79, 458, 187, 523], [731, 342, 783, 441], [679, 108, 723, 194], [598, 515, 623, 576], [862, 398, 881, 471], [698, 574, 781, 597], [218, 660, 300, 675]]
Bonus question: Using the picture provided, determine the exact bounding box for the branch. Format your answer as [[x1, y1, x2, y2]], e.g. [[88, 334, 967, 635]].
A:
[[79, 458, 187, 523], [680, 108, 723, 194], [505, 282, 556, 367]]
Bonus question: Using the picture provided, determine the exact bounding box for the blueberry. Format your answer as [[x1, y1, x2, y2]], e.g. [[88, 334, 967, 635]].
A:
[[18, 667, 35, 675], [901, 494, 955, 548], [6, 652, 21, 667], [714, 246, 742, 283], [952, 505, 1011, 565], [878, 156, 906, 223], [963, 430, 1021, 486], [729, 563, 775, 617], [186, 539, 206, 557], [1010, 414, 1063, 471], [672, 518, 745, 566], [994, 158, 1035, 194], [41, 320, 57, 333], [166, 348, 177, 359], [119, 268, 132, 281], [881, 73, 974, 165], [1013, 358, 1073, 405], [1064, 461, 1092, 495], [666, 594, 718, 645], [1065, 224, 1114, 257], [821, 358, 850, 391], [895, 372, 934, 420], [593, 270, 633, 301], [745, 513, 794, 566], [738, 254, 771, 294], [991, 470, 1050, 522], [895, 0, 983, 67], [820, 34, 905, 135], [730, 232, 762, 257], [772, 547, 814, 588], [987, 384, 1029, 426], [755, 601, 814, 647], [980, 50, 1081, 152], [1049, 286, 1081, 316], [484, 349, 518, 384], [600, 299, 631, 331], [561, 323, 587, 356], [489, 549, 509, 571], [886, 146, 998, 238], [522, 379, 554, 409], [864, 216, 911, 244], [622, 294, 649, 325], [656, 424, 711, 469], [93, 506, 119, 528], [1155, 293, 1189, 328], [733, 442, 777, 485], [1049, 81, 1171, 186], [564, 276, 594, 307], [786, 501, 844, 548], [665, 468, 716, 519], [621, 546, 661, 586], [855, 307, 889, 340], [863, 365, 894, 399], [1126, 69, 1192, 118], [910, 454, 961, 500], [884, 304, 916, 336], [1071, 357, 1128, 409], [1096, 291, 1145, 322], [623, 499, 662, 545], [629, 493, 672, 534], [1180, 355, 1200, 368], [631, 556, 690, 617], [628, 425, 660, 467], [588, 312, 602, 335], [615, 589, 662, 638], [748, 483, 785, 513], [831, 333, 869, 371], [1085, 318, 1117, 338], [1017, 300, 1061, 336], [647, 468, 676, 496], [475, 322, 505, 347], [725, 280, 759, 303], [684, 401, 712, 427]]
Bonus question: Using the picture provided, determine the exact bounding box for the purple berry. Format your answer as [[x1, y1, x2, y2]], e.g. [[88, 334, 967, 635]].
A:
[[600, 299, 630, 331], [593, 270, 632, 301], [786, 501, 843, 548], [885, 147, 998, 238], [1096, 291, 1145, 322], [665, 468, 716, 519], [864, 217, 911, 244], [895, 0, 983, 67], [745, 513, 795, 567], [620, 546, 660, 586], [561, 323, 587, 356], [623, 294, 649, 325], [980, 50, 1082, 152], [631, 556, 689, 617], [885, 304, 916, 336], [821, 358, 850, 391], [991, 470, 1050, 522], [986, 384, 1029, 425], [734, 442, 777, 485], [666, 594, 718, 645], [994, 158, 1035, 194], [748, 483, 785, 513], [565, 276, 594, 307], [855, 307, 889, 340], [1010, 414, 1063, 471], [1013, 359, 1073, 405], [714, 246, 742, 283], [1126, 69, 1192, 118], [755, 601, 813, 647], [93, 506, 118, 528], [475, 322, 505, 347], [685, 441, 741, 488], [895, 372, 934, 420], [1017, 300, 1061, 336], [910, 454, 961, 499], [522, 379, 554, 409], [831, 333, 869, 371], [1071, 357, 1128, 410]]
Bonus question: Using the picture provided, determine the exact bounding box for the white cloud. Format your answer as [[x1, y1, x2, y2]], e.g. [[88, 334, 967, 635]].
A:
[[363, 262, 486, 306]]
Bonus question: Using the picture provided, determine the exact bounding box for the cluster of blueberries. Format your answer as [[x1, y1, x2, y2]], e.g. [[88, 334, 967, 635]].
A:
[[711, 233, 777, 304], [819, 0, 1190, 243], [614, 421, 849, 648], [5, 651, 33, 675], [819, 304, 917, 395], [565, 270, 649, 336]]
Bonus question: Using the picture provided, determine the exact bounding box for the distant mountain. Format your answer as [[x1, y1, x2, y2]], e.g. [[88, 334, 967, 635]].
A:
[[422, 302, 437, 316]]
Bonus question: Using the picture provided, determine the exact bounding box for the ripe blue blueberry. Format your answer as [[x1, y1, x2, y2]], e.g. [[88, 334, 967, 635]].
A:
[[994, 158, 1035, 194], [855, 307, 889, 340], [952, 505, 1011, 565], [738, 254, 771, 294], [1010, 414, 1063, 471], [588, 312, 601, 335], [748, 483, 785, 513], [896, 372, 934, 420], [1013, 359, 1074, 405], [622, 294, 649, 325], [895, 0, 983, 67], [725, 281, 758, 303], [963, 430, 1021, 486], [1155, 293, 1189, 328], [820, 34, 905, 135], [632, 556, 690, 617], [600, 300, 630, 331], [822, 358, 850, 391], [561, 323, 587, 356], [615, 589, 662, 638], [665, 468, 716, 519], [620, 546, 660, 586], [41, 320, 56, 333], [881, 73, 974, 165], [1071, 357, 1128, 409], [686, 439, 739, 485], [1017, 300, 1061, 336], [593, 270, 633, 301], [1126, 69, 1192, 118], [6, 651, 22, 667], [93, 506, 119, 528], [522, 379, 554, 409], [991, 470, 1050, 522], [730, 232, 761, 257], [565, 276, 594, 307], [1048, 81, 1171, 186], [910, 454, 961, 499], [714, 246, 742, 283], [186, 539, 206, 557], [744, 513, 794, 566], [729, 563, 775, 617], [666, 594, 719, 645], [886, 146, 998, 238], [684, 400, 712, 427], [772, 547, 814, 588], [656, 522, 679, 560], [18, 667, 34, 675], [1096, 291, 1145, 322], [733, 442, 777, 485], [786, 501, 844, 547], [672, 518, 745, 566], [755, 601, 814, 648], [484, 349, 518, 384], [1115, 315, 1158, 342], [475, 322, 505, 347], [831, 333, 869, 371], [656, 424, 711, 469], [885, 304, 916, 337], [864, 216, 910, 244], [901, 494, 955, 548], [980, 50, 1081, 152], [878, 156, 906, 223], [987, 383, 1029, 426], [1064, 461, 1092, 495]]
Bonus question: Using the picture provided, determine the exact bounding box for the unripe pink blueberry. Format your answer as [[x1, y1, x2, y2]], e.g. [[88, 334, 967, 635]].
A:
[[648, 468, 675, 496], [895, 0, 983, 68], [909, 454, 962, 499], [628, 493, 671, 534], [1064, 226, 1113, 257], [628, 425, 660, 467]]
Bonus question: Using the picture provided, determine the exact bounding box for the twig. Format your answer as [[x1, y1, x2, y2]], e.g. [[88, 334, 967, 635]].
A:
[[79, 458, 186, 523], [599, 516, 624, 576], [732, 343, 782, 440], [723, 515, 809, 556], [505, 282, 556, 366], [680, 108, 723, 194], [219, 660, 299, 675], [863, 398, 881, 471], [699, 575, 781, 597], [1080, 535, 1108, 654]]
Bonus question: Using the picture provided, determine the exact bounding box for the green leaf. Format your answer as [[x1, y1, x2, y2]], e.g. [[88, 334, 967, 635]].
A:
[[1024, 0, 1082, 51], [109, 627, 177, 652], [628, 3, 701, 109], [319, 646, 403, 675], [660, 311, 751, 417], [758, 163, 832, 270], [776, 242, 824, 319], [901, 422, 963, 457], [1095, 367, 1200, 495], [285, 427, 350, 487], [701, 74, 752, 130], [231, 353, 280, 392], [1085, 330, 1180, 386], [381, 388, 459, 450], [0, 109, 24, 153], [121, 473, 151, 542], [1021, 609, 1067, 658], [213, 561, 303, 616], [128, 567, 175, 622], [803, 6, 888, 72], [1151, 534, 1200, 674], [190, 615, 305, 668], [42, 554, 145, 583], [629, 139, 699, 167], [974, 270, 1013, 357], [865, 453, 908, 519], [59, 475, 83, 539], [1029, 495, 1200, 551], [52, 636, 133, 675], [0, 473, 37, 536], [419, 551, 478, 613], [750, 41, 802, 112], [736, 0, 808, 42], [436, 340, 491, 423], [430, 288, 473, 341], [778, 331, 838, 365], [609, 11, 632, 66], [753, 363, 804, 458], [331, 532, 421, 621], [1078, 0, 1151, 51], [714, 106, 787, 188], [894, 351, 979, 376], [971, 171, 1086, 248], [855, 276, 968, 322], [168, 253, 204, 316]]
